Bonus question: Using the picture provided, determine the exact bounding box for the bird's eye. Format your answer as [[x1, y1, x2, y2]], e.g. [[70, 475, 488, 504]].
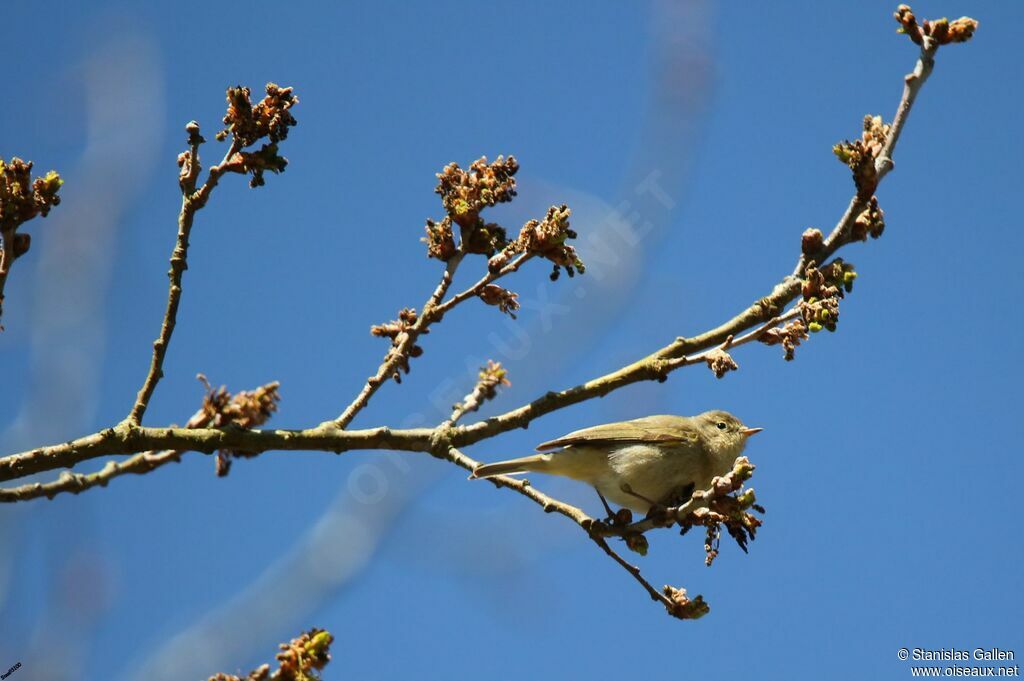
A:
[[716, 422, 727, 430]]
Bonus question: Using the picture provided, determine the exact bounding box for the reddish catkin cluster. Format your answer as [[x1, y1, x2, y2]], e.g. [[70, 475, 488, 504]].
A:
[[218, 82, 299, 147], [424, 156, 520, 261], [207, 629, 333, 681], [435, 155, 519, 230], [398, 157, 585, 376], [662, 586, 710, 620], [193, 375, 282, 476], [215, 83, 299, 188], [853, 196, 886, 241], [0, 158, 63, 230], [704, 348, 739, 379], [478, 284, 520, 318], [424, 157, 585, 280], [370, 307, 424, 381], [759, 319, 810, 361], [423, 216, 457, 260], [447, 360, 513, 424], [0, 157, 63, 325], [832, 115, 890, 200], [894, 4, 978, 45], [474, 360, 512, 401], [489, 203, 585, 281], [676, 457, 763, 566], [800, 260, 858, 334]]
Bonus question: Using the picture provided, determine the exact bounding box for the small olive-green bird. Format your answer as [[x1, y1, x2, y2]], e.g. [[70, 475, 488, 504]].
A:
[[469, 410, 762, 513]]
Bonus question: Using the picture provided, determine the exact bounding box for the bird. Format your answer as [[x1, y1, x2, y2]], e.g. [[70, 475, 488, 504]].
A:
[[469, 410, 761, 513]]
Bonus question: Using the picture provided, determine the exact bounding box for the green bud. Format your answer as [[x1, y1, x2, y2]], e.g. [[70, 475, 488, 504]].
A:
[[809, 322, 823, 333], [306, 630, 333, 654], [41, 170, 64, 190], [737, 489, 757, 508], [832, 144, 851, 163], [736, 463, 755, 480]]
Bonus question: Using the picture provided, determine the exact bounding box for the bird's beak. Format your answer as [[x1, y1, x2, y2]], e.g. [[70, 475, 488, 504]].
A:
[[740, 427, 763, 437]]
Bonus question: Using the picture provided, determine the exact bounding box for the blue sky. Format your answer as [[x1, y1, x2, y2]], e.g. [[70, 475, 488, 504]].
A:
[[1, 2, 1021, 679]]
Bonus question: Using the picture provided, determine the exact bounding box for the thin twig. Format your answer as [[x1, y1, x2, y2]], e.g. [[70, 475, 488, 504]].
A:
[[442, 390, 480, 429], [590, 535, 677, 611], [876, 37, 938, 182], [0, 449, 183, 502], [331, 251, 531, 430], [330, 252, 465, 429], [441, 361, 511, 428], [445, 446, 595, 529], [443, 400, 475, 429], [446, 446, 679, 614], [432, 252, 533, 320], [126, 139, 242, 425], [793, 39, 938, 278]]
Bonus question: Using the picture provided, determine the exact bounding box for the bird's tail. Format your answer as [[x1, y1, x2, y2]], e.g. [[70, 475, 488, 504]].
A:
[[468, 454, 552, 480]]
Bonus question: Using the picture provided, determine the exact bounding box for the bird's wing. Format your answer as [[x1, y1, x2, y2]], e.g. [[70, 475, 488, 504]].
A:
[[535, 416, 699, 451]]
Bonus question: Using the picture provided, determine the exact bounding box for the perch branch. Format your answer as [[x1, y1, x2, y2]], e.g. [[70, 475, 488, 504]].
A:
[[0, 302, 803, 488], [449, 445, 707, 619], [448, 304, 805, 448], [0, 423, 434, 484]]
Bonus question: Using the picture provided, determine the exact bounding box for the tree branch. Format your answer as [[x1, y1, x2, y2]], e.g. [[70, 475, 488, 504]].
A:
[[0, 302, 801, 490], [0, 423, 435, 484], [0, 11, 980, 621], [448, 301, 804, 449], [0, 159, 63, 326], [0, 448, 184, 502]]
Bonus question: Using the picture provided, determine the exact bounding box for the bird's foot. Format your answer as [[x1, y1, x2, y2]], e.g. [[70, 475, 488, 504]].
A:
[[644, 503, 673, 525], [645, 482, 696, 525], [594, 488, 615, 520], [593, 488, 634, 529]]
